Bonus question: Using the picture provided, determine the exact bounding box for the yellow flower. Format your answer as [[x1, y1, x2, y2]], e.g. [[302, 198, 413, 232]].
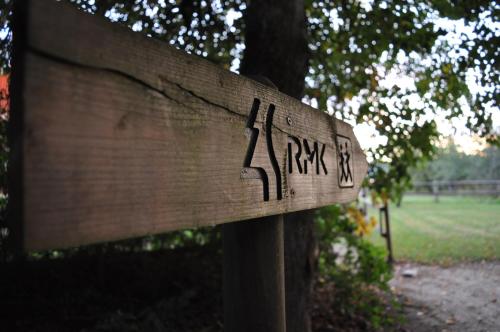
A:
[[347, 206, 376, 237]]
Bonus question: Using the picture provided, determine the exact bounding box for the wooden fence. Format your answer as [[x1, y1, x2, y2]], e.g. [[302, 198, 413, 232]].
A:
[[408, 180, 500, 198]]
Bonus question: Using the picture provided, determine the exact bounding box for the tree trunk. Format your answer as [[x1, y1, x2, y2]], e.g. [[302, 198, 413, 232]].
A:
[[281, 209, 316, 332], [240, 0, 308, 99], [241, 1, 314, 331]]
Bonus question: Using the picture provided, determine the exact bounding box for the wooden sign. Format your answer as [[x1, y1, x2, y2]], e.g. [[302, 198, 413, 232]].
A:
[[9, 0, 368, 251]]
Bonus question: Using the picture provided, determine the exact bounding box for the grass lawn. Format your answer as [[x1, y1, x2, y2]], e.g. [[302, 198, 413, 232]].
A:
[[367, 195, 500, 264]]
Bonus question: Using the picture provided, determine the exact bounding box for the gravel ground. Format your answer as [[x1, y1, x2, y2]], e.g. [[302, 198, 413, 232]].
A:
[[391, 261, 500, 332]]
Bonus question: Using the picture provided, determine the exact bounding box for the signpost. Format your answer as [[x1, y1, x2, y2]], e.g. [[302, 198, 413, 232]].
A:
[[8, 1, 368, 331]]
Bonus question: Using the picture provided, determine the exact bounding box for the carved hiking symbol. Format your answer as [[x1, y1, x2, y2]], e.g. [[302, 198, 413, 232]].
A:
[[242, 99, 333, 201], [337, 136, 354, 187], [241, 98, 282, 201]]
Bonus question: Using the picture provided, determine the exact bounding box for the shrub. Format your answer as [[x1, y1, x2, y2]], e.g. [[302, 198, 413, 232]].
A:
[[315, 204, 393, 329]]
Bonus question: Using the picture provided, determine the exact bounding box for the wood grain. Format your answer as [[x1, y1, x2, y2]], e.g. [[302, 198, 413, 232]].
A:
[[223, 216, 286, 332], [10, 0, 368, 251]]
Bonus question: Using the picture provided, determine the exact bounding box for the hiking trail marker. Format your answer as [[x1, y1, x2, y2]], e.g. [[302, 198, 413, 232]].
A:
[[9, 0, 368, 252], [9, 1, 368, 331]]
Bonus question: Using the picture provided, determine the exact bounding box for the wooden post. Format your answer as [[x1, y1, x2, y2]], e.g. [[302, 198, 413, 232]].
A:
[[379, 202, 394, 265], [432, 180, 440, 203], [223, 216, 286, 332], [383, 202, 394, 264]]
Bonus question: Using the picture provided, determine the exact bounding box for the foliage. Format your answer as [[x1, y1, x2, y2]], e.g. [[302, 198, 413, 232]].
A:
[[72, 0, 245, 68], [308, 0, 498, 198], [315, 204, 392, 327]]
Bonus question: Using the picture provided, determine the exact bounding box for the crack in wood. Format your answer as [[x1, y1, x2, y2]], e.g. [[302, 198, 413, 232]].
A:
[[27, 47, 187, 106], [28, 45, 296, 138]]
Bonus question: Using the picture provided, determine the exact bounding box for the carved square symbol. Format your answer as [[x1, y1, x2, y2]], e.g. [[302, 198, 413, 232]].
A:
[[337, 135, 354, 188]]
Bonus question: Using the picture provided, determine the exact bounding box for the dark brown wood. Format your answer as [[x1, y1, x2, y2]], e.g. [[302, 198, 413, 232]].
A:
[[283, 209, 316, 330], [223, 215, 286, 332], [10, 0, 368, 251]]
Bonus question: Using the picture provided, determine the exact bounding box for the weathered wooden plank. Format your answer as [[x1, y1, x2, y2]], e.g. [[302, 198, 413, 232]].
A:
[[10, 0, 368, 251]]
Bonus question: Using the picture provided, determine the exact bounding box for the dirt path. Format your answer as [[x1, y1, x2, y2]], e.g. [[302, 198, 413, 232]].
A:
[[391, 261, 500, 332]]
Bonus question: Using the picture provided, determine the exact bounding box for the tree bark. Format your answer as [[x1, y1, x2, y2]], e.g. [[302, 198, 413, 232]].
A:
[[240, 0, 308, 99], [282, 209, 316, 332], [241, 1, 314, 331]]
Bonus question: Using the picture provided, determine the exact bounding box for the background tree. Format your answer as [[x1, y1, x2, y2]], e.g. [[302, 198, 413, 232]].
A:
[[1, 0, 498, 330], [304, 0, 499, 198], [411, 139, 500, 181]]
